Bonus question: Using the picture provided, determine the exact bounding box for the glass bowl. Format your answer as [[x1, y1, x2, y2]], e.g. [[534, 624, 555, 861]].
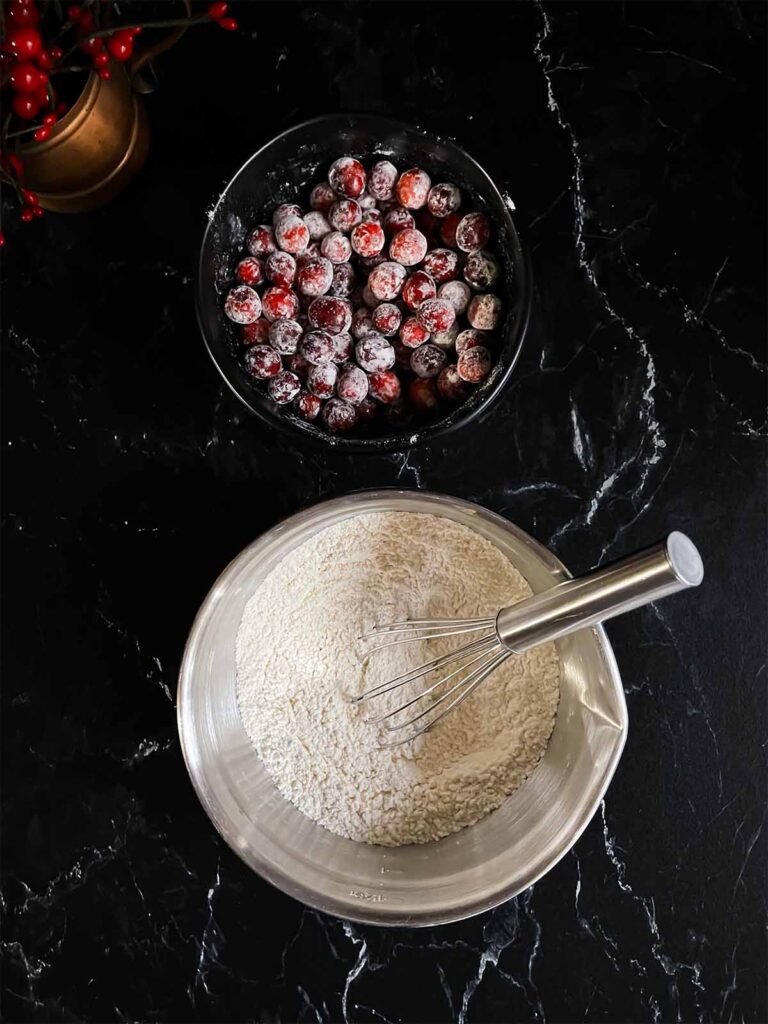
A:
[[196, 114, 532, 453], [177, 491, 628, 926]]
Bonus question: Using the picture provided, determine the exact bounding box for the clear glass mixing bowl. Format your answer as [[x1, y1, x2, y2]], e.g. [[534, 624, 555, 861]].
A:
[[177, 491, 627, 926]]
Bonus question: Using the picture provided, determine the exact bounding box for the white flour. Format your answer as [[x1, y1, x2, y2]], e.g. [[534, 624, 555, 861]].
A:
[[235, 511, 560, 846]]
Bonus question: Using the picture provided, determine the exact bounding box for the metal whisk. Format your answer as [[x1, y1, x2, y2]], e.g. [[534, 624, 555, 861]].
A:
[[353, 532, 703, 744]]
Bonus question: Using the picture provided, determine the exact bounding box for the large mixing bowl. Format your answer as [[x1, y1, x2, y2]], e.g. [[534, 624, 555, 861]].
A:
[[177, 491, 627, 926], [197, 114, 531, 453]]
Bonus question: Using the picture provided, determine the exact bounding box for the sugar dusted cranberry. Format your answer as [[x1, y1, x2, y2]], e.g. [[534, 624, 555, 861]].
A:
[[246, 224, 277, 258], [422, 248, 459, 283], [351, 306, 376, 340], [308, 296, 352, 335], [300, 330, 336, 365], [410, 343, 447, 379], [400, 316, 431, 348], [457, 345, 492, 382], [359, 253, 387, 273], [294, 390, 323, 421], [437, 364, 470, 401], [304, 210, 331, 241], [268, 370, 301, 404], [468, 293, 502, 330], [368, 369, 401, 404], [245, 344, 281, 379], [356, 333, 395, 372], [322, 398, 357, 433], [310, 182, 336, 213], [358, 193, 377, 211], [361, 284, 380, 308], [328, 199, 362, 233], [273, 203, 303, 225], [337, 365, 369, 404], [372, 302, 402, 336], [351, 221, 385, 258], [438, 280, 471, 314], [330, 262, 356, 297], [431, 323, 460, 350], [297, 256, 334, 297], [236, 257, 264, 286], [383, 206, 415, 234], [368, 261, 406, 301], [307, 361, 338, 397], [287, 352, 311, 380], [265, 251, 296, 288], [368, 160, 398, 200], [396, 168, 431, 210], [409, 377, 439, 411], [417, 297, 455, 333], [456, 212, 491, 253], [268, 317, 303, 355], [224, 285, 262, 324], [275, 215, 310, 255], [320, 231, 352, 264], [262, 286, 300, 322], [389, 228, 428, 266], [402, 270, 437, 311], [427, 182, 462, 218], [328, 156, 366, 198], [242, 319, 271, 345], [355, 396, 378, 424], [455, 328, 487, 354], [332, 331, 354, 362], [361, 207, 383, 224], [464, 250, 501, 290], [440, 212, 461, 248], [296, 242, 321, 269]]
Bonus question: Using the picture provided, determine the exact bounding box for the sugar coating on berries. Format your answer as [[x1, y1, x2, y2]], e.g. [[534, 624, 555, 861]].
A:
[[427, 182, 462, 218], [268, 317, 302, 355], [468, 293, 502, 330], [320, 231, 352, 264], [329, 262, 356, 297], [457, 345, 492, 382], [287, 353, 311, 380], [273, 203, 303, 225], [322, 398, 357, 433], [297, 256, 334, 297], [265, 251, 296, 288], [383, 206, 415, 234], [351, 221, 385, 258], [417, 297, 456, 333], [268, 370, 301, 404], [402, 270, 437, 311], [294, 390, 322, 421], [396, 168, 431, 210], [456, 212, 491, 253], [246, 225, 277, 258], [359, 254, 387, 275], [410, 343, 447, 379], [356, 333, 395, 372], [368, 261, 406, 301], [368, 370, 401, 404], [368, 160, 398, 201], [372, 302, 402, 336], [225, 285, 262, 324], [438, 279, 471, 314], [328, 157, 367, 199], [455, 328, 487, 354], [422, 248, 459, 283], [431, 323, 460, 350], [262, 286, 300, 322], [308, 296, 352, 335], [400, 316, 431, 348], [440, 212, 461, 248], [242, 319, 271, 345], [389, 228, 428, 266], [361, 207, 383, 224], [310, 182, 336, 213], [307, 361, 338, 398], [464, 250, 501, 290], [337, 365, 369, 404], [437, 365, 470, 401], [328, 199, 362, 233], [332, 331, 354, 362], [275, 215, 310, 255], [300, 330, 336, 366], [351, 307, 376, 340], [409, 377, 439, 410], [303, 210, 331, 241], [236, 257, 264, 286], [245, 344, 281, 379]]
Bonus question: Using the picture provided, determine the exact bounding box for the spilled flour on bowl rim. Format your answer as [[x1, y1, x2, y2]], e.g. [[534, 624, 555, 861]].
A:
[[235, 511, 560, 846]]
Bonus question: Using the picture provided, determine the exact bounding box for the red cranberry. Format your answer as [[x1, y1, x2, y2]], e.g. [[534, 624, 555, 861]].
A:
[[351, 307, 376, 340], [409, 377, 439, 411], [355, 396, 378, 424], [328, 199, 362, 233], [224, 285, 262, 324], [359, 193, 377, 211], [372, 303, 402, 336], [304, 210, 331, 241], [361, 284, 380, 308], [402, 270, 437, 311], [438, 280, 471, 314], [457, 345, 492, 382], [310, 182, 336, 213], [464, 250, 501, 290], [287, 352, 311, 380], [361, 207, 383, 224], [368, 160, 398, 201], [437, 365, 470, 401], [236, 257, 264, 286], [455, 328, 487, 354], [468, 293, 502, 330], [396, 168, 431, 210], [330, 263, 356, 297], [356, 333, 395, 372], [245, 344, 281, 379], [307, 361, 338, 397], [268, 370, 301, 404], [328, 156, 367, 198], [268, 317, 303, 355], [359, 253, 387, 273], [368, 370, 401, 403], [275, 215, 310, 255], [294, 390, 323, 421], [273, 203, 303, 225], [351, 221, 385, 258], [262, 286, 300, 322], [389, 228, 428, 266], [417, 297, 455, 333], [246, 225, 277, 258], [337, 365, 369, 404], [300, 330, 336, 365], [265, 251, 297, 288], [400, 316, 431, 348], [422, 248, 459, 283], [440, 213, 461, 248], [332, 331, 354, 362], [308, 296, 352, 335], [242, 319, 271, 345], [427, 182, 462, 218], [410, 343, 447, 379], [322, 398, 357, 432], [296, 242, 321, 269], [455, 212, 491, 253], [383, 206, 415, 234], [297, 256, 334, 297], [320, 231, 352, 264], [431, 323, 460, 350], [368, 261, 406, 301]]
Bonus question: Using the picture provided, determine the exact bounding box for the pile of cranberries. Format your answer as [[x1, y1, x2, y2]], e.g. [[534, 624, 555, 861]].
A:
[[222, 156, 504, 435]]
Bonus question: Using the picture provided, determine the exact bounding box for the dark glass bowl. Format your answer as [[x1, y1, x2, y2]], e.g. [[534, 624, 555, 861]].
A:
[[197, 114, 531, 454]]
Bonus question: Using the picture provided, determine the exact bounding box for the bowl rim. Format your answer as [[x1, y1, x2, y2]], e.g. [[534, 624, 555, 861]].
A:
[[196, 113, 533, 454], [177, 489, 629, 926]]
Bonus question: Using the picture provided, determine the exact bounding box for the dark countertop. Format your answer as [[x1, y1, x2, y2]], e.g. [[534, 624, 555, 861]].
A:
[[3, 2, 766, 1021]]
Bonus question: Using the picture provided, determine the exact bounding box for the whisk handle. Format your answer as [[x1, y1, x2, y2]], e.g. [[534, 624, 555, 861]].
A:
[[496, 532, 704, 653]]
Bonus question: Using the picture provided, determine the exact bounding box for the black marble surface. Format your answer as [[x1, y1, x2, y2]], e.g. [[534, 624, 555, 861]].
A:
[[3, 2, 766, 1021]]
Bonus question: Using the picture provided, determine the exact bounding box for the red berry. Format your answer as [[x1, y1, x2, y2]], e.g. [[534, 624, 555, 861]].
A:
[[320, 231, 351, 264], [337, 366, 369, 404], [217, 17, 238, 30], [20, 206, 34, 223], [392, 337, 413, 369], [42, 113, 57, 126], [355, 333, 395, 372], [307, 295, 352, 335], [310, 182, 336, 213], [401, 270, 436, 311], [236, 256, 264, 286], [5, 153, 24, 177], [328, 156, 366, 199], [456, 212, 491, 253], [272, 203, 303, 226], [417, 297, 455, 333], [368, 370, 401, 404], [20, 188, 38, 205], [438, 280, 471, 315], [6, 27, 42, 59], [107, 33, 133, 61], [265, 251, 296, 288], [396, 168, 431, 210], [0, 232, 5, 246], [275, 214, 310, 255], [437, 365, 470, 402], [427, 182, 462, 218], [382, 206, 415, 234], [464, 250, 501, 290], [268, 317, 303, 355], [371, 302, 402, 337], [303, 210, 330, 241], [294, 390, 322, 421], [409, 377, 439, 411], [350, 221, 385, 258], [307, 361, 338, 398], [367, 160, 398, 201], [242, 319, 270, 345], [389, 228, 427, 266], [368, 261, 406, 301], [34, 83, 49, 106], [262, 286, 300, 322], [422, 248, 459, 284], [457, 346, 492, 383], [9, 61, 43, 94], [322, 398, 357, 433], [12, 93, 40, 120], [410, 343, 447, 379], [431, 323, 460, 350], [400, 316, 430, 348], [300, 330, 336, 365], [79, 36, 104, 56], [6, 3, 41, 27], [50, 46, 64, 61], [37, 49, 55, 69], [268, 370, 301, 405], [56, 101, 68, 115], [297, 255, 334, 297], [440, 212, 461, 247], [245, 344, 282, 380], [98, 68, 111, 79], [355, 396, 378, 424], [467, 293, 502, 330], [332, 331, 353, 362], [455, 328, 487, 354], [67, 3, 82, 19], [329, 262, 356, 297], [224, 284, 262, 324], [351, 307, 375, 340], [208, 1, 228, 17], [246, 225, 277, 258], [287, 353, 311, 380], [328, 198, 361, 234]]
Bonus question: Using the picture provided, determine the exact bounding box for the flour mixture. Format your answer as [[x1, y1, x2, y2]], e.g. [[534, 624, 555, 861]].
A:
[[235, 511, 560, 846]]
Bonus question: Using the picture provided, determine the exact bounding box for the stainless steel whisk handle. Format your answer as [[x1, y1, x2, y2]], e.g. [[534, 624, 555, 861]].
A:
[[496, 532, 704, 654]]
